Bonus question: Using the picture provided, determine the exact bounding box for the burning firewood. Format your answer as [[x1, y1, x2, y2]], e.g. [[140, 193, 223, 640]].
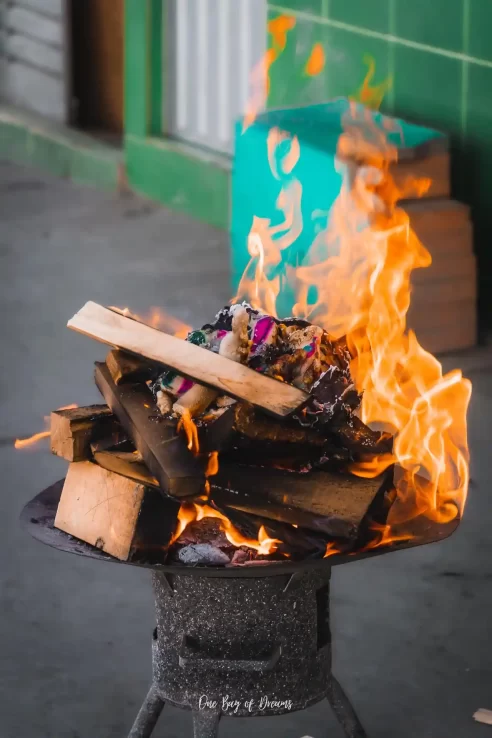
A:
[[50, 404, 123, 462], [94, 362, 207, 500], [106, 349, 162, 385], [54, 461, 179, 562], [68, 302, 308, 419]]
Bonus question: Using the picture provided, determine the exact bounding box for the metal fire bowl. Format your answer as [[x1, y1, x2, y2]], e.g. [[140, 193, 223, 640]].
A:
[[21, 480, 459, 578]]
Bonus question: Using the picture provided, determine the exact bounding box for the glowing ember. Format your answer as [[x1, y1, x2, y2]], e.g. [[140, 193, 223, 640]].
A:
[[15, 403, 78, 450], [172, 502, 281, 555]]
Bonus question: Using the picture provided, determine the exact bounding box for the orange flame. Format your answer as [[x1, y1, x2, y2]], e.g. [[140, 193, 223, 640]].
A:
[[172, 502, 281, 555], [14, 430, 51, 449], [236, 102, 471, 542], [110, 306, 191, 338], [177, 408, 200, 455], [351, 54, 393, 111], [324, 542, 341, 558], [14, 403, 79, 450], [305, 43, 325, 77], [243, 15, 296, 131]]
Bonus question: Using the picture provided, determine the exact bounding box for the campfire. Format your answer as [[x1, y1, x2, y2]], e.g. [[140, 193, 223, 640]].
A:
[[19, 101, 473, 738], [20, 105, 471, 571]]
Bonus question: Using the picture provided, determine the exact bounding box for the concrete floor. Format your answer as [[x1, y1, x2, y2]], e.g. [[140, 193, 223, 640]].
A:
[[1, 160, 491, 738]]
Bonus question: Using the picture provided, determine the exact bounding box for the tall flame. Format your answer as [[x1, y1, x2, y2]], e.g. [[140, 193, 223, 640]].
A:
[[236, 101, 471, 536]]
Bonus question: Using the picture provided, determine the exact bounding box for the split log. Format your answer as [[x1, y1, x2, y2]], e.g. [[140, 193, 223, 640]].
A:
[[106, 349, 162, 385], [92, 442, 159, 489], [88, 444, 379, 540], [94, 362, 206, 500], [54, 461, 179, 562], [213, 463, 387, 541], [68, 302, 308, 418], [50, 404, 124, 462]]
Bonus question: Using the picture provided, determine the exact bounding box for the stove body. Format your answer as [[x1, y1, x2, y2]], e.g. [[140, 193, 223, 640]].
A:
[[22, 483, 459, 738], [129, 568, 366, 737]]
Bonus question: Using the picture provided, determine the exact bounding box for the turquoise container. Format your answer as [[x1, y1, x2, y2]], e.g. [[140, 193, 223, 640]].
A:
[[231, 98, 446, 313]]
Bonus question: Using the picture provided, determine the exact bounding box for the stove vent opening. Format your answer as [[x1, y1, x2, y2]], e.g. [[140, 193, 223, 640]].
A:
[[316, 584, 331, 650]]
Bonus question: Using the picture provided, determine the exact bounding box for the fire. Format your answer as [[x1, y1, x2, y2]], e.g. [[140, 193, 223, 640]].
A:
[[14, 430, 51, 450], [235, 100, 471, 543], [172, 502, 281, 555], [177, 409, 200, 454], [14, 403, 78, 450], [324, 542, 341, 558], [110, 306, 191, 338], [351, 54, 393, 110], [305, 43, 325, 77]]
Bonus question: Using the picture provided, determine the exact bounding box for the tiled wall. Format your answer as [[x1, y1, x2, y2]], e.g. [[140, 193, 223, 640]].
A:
[[266, 0, 492, 325]]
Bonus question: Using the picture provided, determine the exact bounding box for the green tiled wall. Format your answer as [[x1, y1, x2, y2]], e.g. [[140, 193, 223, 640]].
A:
[[267, 0, 492, 327]]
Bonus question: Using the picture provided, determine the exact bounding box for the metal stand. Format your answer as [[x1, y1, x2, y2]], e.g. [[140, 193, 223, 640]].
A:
[[128, 676, 367, 738], [192, 709, 221, 738], [128, 685, 165, 738], [327, 677, 368, 738]]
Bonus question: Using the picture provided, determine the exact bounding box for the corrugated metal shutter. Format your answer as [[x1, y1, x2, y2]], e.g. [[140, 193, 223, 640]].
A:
[[0, 0, 68, 122], [166, 0, 267, 155]]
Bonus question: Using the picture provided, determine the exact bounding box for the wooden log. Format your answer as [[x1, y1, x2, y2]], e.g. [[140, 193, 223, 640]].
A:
[[94, 362, 206, 500], [68, 302, 308, 418], [106, 349, 162, 385], [89, 443, 378, 539], [50, 404, 124, 462], [54, 461, 179, 562], [92, 443, 160, 489], [213, 464, 386, 541]]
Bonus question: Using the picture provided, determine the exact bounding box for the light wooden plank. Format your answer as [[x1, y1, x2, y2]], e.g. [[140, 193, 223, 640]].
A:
[[68, 302, 308, 418], [54, 461, 146, 561]]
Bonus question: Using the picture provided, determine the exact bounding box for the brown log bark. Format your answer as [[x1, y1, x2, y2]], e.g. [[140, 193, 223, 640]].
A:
[[94, 362, 206, 500]]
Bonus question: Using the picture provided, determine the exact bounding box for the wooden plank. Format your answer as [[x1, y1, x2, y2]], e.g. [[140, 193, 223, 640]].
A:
[[393, 152, 450, 198], [214, 464, 386, 541], [90, 444, 381, 540], [92, 445, 160, 489], [106, 349, 161, 385], [54, 461, 179, 562], [50, 405, 123, 462], [411, 252, 476, 284], [473, 709, 492, 726], [68, 302, 308, 418], [94, 362, 206, 500]]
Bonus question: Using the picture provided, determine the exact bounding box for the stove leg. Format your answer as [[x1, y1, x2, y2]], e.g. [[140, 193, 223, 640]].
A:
[[128, 684, 165, 738], [192, 709, 221, 738], [326, 676, 368, 738]]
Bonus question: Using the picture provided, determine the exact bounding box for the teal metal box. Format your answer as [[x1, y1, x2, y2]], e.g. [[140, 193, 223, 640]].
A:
[[231, 99, 446, 308]]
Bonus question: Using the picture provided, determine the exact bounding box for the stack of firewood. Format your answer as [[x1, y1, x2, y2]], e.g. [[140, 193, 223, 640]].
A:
[[51, 303, 392, 566]]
